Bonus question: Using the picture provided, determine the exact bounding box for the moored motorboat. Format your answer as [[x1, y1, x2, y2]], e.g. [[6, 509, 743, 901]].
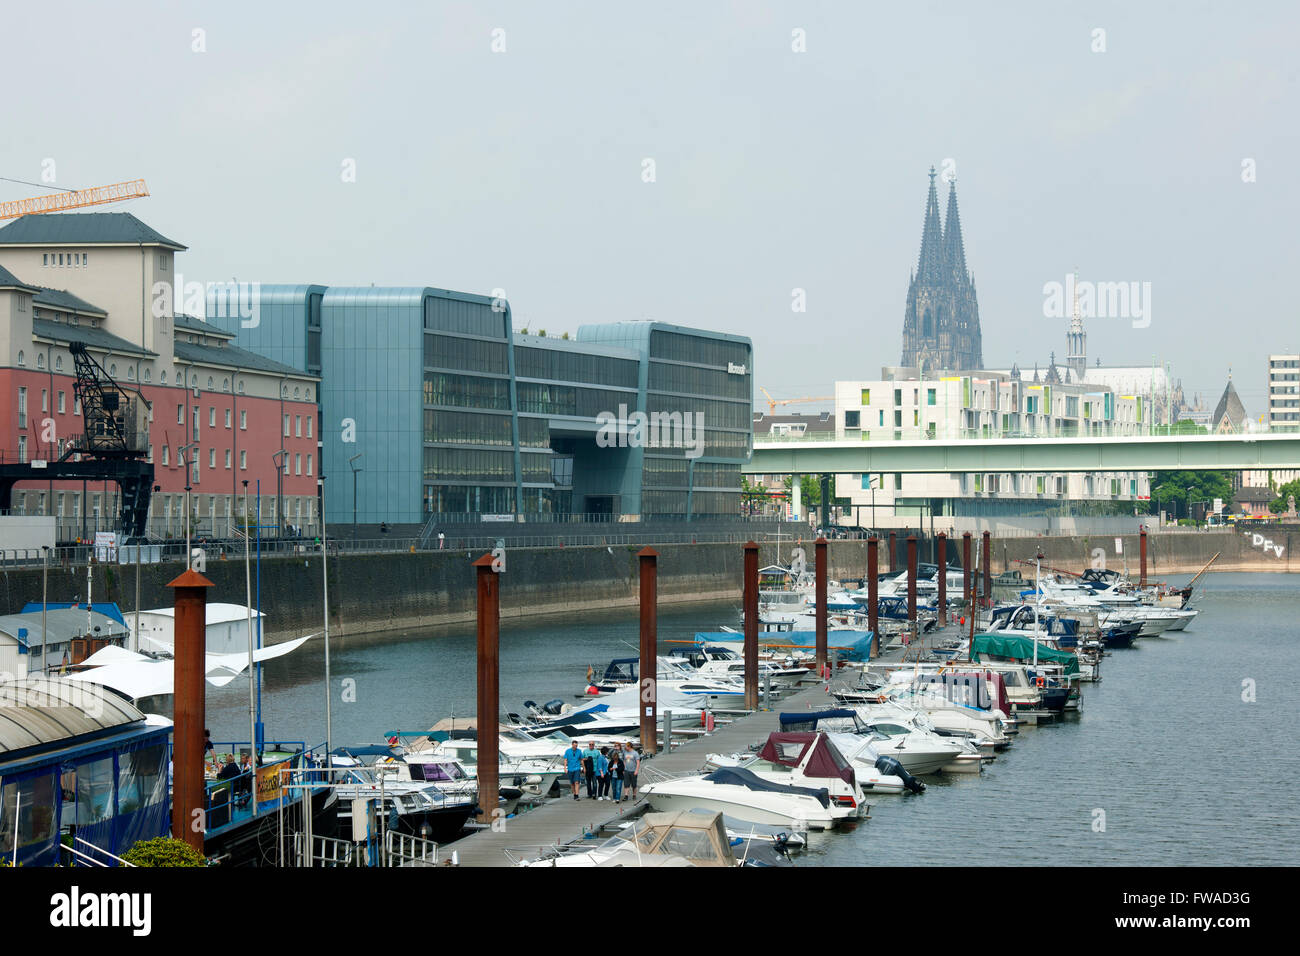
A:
[[641, 765, 836, 830]]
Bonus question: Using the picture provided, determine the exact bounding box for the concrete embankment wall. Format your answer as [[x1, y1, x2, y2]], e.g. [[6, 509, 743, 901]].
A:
[[989, 528, 1297, 578], [0, 529, 1292, 643], [0, 541, 866, 643]]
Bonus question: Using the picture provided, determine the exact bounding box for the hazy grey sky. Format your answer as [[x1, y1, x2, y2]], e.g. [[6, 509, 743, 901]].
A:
[[5, 1, 1297, 417]]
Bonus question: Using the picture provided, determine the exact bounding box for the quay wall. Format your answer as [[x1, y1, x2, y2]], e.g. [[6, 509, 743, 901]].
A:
[[0, 528, 1293, 642]]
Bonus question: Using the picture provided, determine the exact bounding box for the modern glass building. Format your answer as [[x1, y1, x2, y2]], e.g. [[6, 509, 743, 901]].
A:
[[211, 288, 752, 525]]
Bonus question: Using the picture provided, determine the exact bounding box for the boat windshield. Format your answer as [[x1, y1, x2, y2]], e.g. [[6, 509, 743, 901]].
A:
[[409, 762, 468, 782], [659, 828, 722, 861]]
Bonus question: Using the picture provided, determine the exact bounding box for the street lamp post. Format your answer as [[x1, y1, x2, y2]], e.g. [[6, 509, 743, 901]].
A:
[[180, 442, 198, 571], [41, 545, 49, 674], [272, 449, 287, 539], [348, 454, 363, 542]]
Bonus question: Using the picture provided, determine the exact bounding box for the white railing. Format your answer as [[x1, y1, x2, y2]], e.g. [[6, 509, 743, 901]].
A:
[[59, 836, 137, 867], [384, 829, 439, 866], [293, 832, 359, 867]]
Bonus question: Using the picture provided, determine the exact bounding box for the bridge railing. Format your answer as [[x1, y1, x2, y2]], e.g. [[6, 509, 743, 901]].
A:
[[756, 423, 1300, 443]]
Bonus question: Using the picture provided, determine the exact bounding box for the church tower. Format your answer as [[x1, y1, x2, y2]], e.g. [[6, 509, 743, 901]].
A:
[[1066, 269, 1087, 377], [901, 168, 984, 372]]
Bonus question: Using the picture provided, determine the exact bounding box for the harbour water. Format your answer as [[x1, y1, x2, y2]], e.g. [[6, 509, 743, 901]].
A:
[[196, 571, 1299, 865]]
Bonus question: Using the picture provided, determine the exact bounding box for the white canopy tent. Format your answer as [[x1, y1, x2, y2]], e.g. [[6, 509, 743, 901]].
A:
[[65, 633, 318, 701]]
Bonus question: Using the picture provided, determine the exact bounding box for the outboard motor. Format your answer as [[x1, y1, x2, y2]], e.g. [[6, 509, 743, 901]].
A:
[[542, 698, 566, 716], [876, 755, 926, 794]]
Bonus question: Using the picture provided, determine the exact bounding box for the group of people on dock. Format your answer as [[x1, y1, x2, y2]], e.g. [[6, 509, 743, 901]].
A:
[[565, 740, 640, 803]]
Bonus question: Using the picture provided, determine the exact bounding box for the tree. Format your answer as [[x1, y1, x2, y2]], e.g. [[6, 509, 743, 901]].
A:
[[1268, 477, 1300, 514], [1150, 470, 1235, 520]]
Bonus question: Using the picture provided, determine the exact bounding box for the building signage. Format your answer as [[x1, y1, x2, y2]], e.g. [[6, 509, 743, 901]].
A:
[[481, 514, 515, 523], [257, 760, 286, 803], [727, 363, 747, 375], [94, 531, 119, 562]]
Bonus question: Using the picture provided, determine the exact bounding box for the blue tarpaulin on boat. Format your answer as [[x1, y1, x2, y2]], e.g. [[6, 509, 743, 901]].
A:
[[693, 631, 873, 662]]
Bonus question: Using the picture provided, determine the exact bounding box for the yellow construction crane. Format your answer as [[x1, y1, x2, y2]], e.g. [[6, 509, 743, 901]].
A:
[[0, 179, 149, 220], [759, 386, 834, 416]]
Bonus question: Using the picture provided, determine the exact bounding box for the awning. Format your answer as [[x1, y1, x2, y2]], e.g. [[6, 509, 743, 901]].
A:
[[65, 633, 317, 699], [969, 634, 1079, 676]]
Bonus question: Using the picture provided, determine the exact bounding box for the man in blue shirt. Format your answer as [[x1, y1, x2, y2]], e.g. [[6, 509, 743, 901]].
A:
[[595, 748, 610, 800], [565, 741, 584, 800]]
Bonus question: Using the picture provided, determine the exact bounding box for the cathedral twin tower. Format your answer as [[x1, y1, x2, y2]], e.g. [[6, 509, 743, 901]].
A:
[[900, 167, 984, 372]]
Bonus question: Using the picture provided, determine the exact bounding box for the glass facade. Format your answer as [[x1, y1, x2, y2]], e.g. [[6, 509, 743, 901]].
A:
[[224, 286, 754, 522], [516, 346, 638, 388], [639, 328, 752, 518], [424, 372, 510, 410], [424, 334, 508, 374]]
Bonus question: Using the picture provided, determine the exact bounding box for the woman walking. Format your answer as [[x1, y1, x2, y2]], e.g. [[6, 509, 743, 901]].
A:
[[610, 747, 626, 803]]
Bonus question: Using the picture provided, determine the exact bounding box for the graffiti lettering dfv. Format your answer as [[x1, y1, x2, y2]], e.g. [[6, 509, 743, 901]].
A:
[[1244, 532, 1285, 559]]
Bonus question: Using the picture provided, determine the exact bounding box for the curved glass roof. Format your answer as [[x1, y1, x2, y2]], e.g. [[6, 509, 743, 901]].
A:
[[0, 676, 143, 757]]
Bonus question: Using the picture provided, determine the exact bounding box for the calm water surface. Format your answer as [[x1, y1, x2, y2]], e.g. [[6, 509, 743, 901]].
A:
[[194, 572, 1299, 865]]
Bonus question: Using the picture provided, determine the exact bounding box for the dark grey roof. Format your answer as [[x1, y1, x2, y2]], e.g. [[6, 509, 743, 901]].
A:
[[1212, 379, 1247, 429], [753, 411, 836, 433], [173, 339, 315, 378], [31, 316, 155, 357], [0, 263, 38, 290], [173, 312, 233, 337], [32, 286, 107, 316], [0, 212, 187, 250]]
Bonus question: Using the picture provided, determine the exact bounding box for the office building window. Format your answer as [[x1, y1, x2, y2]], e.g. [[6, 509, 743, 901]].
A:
[[209, 407, 216, 427], [240, 450, 247, 470], [295, 415, 302, 437], [295, 453, 301, 475], [240, 410, 247, 430], [225, 450, 232, 469], [225, 409, 232, 428], [307, 454, 313, 476], [284, 414, 290, 437]]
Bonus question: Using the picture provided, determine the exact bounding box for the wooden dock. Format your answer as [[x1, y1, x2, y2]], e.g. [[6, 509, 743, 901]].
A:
[[446, 677, 851, 867]]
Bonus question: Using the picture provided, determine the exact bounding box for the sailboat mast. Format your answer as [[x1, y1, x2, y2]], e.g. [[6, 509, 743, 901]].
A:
[[321, 477, 333, 757], [243, 482, 258, 815]]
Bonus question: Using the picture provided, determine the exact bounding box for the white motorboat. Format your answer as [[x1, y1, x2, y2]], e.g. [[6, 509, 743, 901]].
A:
[[584, 657, 753, 709], [850, 715, 968, 775], [403, 734, 566, 804], [641, 766, 837, 830], [512, 809, 793, 867], [666, 643, 809, 688], [701, 732, 867, 821], [328, 748, 479, 843]]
